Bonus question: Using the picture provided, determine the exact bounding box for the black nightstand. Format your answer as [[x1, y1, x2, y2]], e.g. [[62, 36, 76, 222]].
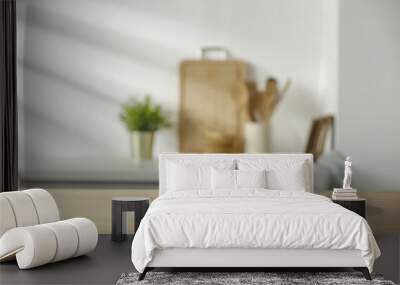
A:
[[332, 198, 366, 218], [111, 197, 150, 242]]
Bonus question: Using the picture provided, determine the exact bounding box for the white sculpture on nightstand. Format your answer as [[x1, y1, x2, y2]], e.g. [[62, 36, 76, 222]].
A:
[[343, 156, 352, 189]]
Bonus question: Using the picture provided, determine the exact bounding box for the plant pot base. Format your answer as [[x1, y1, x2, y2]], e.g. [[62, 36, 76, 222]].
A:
[[130, 132, 154, 161]]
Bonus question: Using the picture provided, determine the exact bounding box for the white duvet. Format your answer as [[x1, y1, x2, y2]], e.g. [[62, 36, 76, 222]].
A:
[[131, 190, 380, 273]]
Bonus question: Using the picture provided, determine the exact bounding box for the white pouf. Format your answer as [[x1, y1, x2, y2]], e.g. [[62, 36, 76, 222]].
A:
[[0, 189, 98, 269]]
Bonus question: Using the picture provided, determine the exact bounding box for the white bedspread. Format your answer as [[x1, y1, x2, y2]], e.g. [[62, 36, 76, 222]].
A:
[[131, 190, 380, 273]]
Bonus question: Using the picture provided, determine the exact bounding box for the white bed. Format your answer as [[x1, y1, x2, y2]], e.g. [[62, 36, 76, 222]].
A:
[[131, 154, 380, 280]]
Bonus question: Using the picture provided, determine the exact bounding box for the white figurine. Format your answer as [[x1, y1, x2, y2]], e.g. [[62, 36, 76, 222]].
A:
[[342, 156, 352, 189]]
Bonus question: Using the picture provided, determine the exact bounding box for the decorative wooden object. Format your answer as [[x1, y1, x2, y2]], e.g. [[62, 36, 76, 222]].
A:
[[179, 60, 247, 153], [236, 78, 290, 153], [204, 131, 237, 153], [305, 115, 335, 161], [247, 78, 291, 123]]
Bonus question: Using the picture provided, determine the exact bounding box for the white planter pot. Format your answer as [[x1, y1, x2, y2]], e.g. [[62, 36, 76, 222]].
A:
[[244, 121, 271, 153], [130, 131, 154, 161]]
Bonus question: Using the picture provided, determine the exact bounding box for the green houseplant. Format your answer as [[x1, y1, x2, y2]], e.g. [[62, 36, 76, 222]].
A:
[[120, 96, 170, 161]]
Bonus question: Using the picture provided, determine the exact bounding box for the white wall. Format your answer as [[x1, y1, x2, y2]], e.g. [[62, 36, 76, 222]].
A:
[[338, 0, 400, 191], [17, 0, 338, 179]]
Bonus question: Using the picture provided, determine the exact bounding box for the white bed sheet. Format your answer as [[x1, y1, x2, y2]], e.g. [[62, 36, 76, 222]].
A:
[[131, 190, 380, 273]]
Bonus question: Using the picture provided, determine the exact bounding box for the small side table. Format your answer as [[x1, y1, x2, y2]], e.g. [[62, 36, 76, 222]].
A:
[[112, 197, 149, 242], [332, 198, 366, 218]]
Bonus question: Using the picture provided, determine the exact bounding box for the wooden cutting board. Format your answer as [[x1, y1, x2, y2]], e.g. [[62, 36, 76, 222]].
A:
[[179, 60, 248, 153]]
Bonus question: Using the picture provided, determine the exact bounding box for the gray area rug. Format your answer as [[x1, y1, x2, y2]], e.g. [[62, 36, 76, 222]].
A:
[[116, 272, 396, 285]]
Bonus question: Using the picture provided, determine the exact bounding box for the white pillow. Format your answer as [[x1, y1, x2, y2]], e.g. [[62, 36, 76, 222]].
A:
[[211, 169, 268, 190], [238, 159, 308, 191], [266, 162, 306, 191], [211, 168, 236, 190], [167, 162, 211, 191], [236, 169, 267, 189]]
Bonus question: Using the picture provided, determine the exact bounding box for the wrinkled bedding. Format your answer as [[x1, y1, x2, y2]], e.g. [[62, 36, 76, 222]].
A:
[[131, 190, 380, 272]]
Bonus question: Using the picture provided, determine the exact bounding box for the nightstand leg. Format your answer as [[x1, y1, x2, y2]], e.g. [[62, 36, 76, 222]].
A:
[[112, 202, 124, 241]]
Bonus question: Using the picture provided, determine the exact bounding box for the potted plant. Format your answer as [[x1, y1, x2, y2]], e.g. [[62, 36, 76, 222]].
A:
[[120, 96, 170, 161]]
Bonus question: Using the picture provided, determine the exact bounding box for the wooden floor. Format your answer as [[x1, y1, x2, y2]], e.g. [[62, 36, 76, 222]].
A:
[[0, 234, 399, 285]]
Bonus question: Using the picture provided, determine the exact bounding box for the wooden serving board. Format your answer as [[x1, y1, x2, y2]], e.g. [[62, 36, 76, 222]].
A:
[[179, 60, 248, 153]]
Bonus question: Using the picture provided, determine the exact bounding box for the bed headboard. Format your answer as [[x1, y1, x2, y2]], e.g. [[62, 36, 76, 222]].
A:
[[159, 153, 313, 195]]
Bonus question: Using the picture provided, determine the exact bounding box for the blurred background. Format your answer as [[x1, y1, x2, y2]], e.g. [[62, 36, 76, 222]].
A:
[[15, 0, 399, 229], [9, 1, 400, 281]]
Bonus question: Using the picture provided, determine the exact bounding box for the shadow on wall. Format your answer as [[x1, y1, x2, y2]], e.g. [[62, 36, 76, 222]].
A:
[[17, 0, 332, 177], [24, 2, 183, 72], [18, 0, 181, 173]]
